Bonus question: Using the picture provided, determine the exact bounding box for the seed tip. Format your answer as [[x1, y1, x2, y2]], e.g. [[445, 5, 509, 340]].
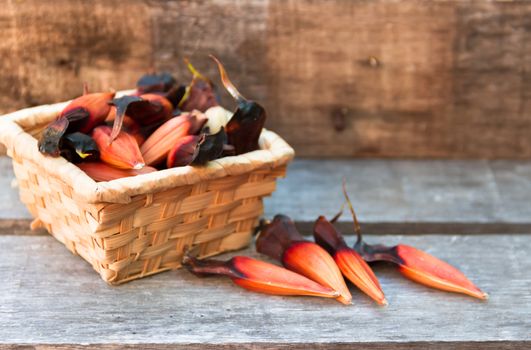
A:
[[337, 295, 353, 305]]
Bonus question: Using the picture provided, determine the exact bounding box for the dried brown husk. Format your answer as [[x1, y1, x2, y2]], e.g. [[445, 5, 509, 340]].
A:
[[193, 127, 227, 165], [210, 55, 265, 155]]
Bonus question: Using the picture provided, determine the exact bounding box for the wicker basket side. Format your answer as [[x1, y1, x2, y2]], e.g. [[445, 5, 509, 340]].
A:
[[11, 154, 100, 259], [90, 165, 286, 284], [12, 142, 286, 283], [0, 93, 294, 284]]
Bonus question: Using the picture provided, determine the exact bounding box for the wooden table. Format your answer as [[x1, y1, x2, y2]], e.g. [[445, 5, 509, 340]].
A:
[[1, 158, 530, 349]]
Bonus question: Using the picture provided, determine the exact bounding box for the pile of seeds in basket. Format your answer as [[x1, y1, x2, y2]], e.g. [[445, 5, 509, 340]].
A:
[[38, 56, 266, 181]]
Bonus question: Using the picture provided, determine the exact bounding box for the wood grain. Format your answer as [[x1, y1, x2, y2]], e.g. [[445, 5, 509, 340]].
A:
[[266, 159, 531, 233], [4, 157, 531, 234], [0, 234, 529, 348], [0, 342, 529, 350], [266, 0, 531, 158], [1, 1, 530, 158], [0, 0, 267, 112], [0, 0, 151, 111], [266, 0, 456, 157]]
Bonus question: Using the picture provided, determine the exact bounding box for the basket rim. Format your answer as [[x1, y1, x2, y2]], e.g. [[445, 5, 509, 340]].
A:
[[0, 91, 294, 204]]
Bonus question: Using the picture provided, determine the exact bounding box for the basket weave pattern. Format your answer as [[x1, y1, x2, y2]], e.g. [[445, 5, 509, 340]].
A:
[[0, 95, 294, 284]]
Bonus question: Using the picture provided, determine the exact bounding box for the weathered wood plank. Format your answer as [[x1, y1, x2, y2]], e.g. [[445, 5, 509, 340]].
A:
[[266, 0, 531, 158], [267, 159, 531, 232], [0, 343, 529, 350], [1, 0, 530, 158], [3, 157, 531, 233], [0, 0, 152, 111], [0, 0, 267, 113], [0, 234, 529, 348], [5, 218, 531, 236]]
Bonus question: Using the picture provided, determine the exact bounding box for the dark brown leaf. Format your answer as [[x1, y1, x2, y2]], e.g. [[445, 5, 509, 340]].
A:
[[38, 108, 89, 156], [193, 127, 227, 165], [210, 55, 266, 155], [109, 95, 162, 141], [136, 72, 176, 94], [60, 132, 99, 163]]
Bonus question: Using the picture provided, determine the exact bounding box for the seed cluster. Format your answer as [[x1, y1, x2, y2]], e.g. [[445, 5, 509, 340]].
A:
[[37, 56, 266, 182], [184, 186, 488, 305]]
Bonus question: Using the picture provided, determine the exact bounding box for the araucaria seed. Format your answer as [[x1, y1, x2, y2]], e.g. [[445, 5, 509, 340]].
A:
[[183, 255, 339, 299], [256, 214, 352, 305], [91, 125, 145, 170]]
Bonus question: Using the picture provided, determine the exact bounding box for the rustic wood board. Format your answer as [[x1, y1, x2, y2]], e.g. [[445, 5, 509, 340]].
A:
[[266, 159, 531, 233], [0, 0, 267, 115], [0, 234, 529, 348], [2, 345, 528, 350], [1, 0, 530, 158], [3, 157, 531, 234], [266, 0, 531, 158]]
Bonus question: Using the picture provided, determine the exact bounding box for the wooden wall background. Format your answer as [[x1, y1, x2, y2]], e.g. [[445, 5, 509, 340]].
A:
[[1, 0, 530, 158]]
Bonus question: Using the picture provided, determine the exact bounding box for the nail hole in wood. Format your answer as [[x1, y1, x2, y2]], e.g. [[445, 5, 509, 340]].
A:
[[331, 107, 350, 133]]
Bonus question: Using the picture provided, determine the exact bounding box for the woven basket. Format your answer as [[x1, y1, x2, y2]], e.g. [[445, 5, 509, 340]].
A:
[[0, 92, 294, 284]]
